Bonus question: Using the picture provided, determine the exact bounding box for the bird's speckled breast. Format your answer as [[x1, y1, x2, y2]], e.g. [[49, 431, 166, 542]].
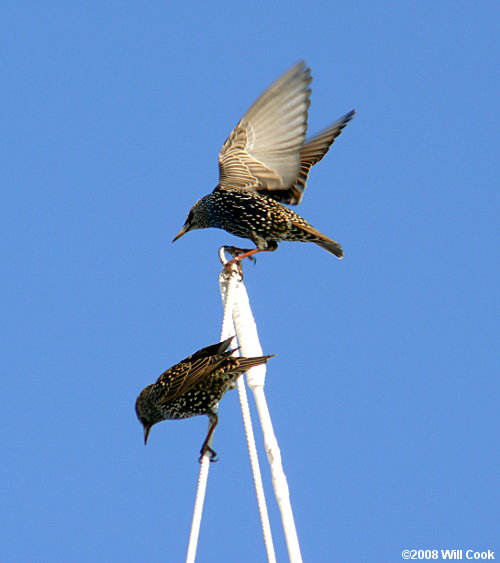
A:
[[157, 379, 232, 420], [210, 186, 303, 242]]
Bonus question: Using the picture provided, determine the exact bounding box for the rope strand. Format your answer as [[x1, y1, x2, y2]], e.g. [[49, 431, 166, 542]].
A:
[[231, 266, 303, 563], [185, 259, 238, 563], [186, 250, 300, 562], [219, 257, 276, 563]]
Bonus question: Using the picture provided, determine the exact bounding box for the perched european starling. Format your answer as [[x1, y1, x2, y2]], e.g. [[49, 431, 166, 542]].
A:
[[135, 337, 273, 461], [172, 61, 354, 264]]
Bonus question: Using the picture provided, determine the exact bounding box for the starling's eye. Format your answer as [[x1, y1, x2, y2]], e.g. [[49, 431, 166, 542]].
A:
[[187, 211, 194, 224]]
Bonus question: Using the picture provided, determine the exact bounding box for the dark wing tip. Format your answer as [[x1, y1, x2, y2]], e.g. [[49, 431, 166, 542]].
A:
[[179, 337, 235, 364]]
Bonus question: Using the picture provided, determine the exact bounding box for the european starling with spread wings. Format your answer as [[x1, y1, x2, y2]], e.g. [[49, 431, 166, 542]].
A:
[[172, 61, 354, 264], [135, 337, 273, 461]]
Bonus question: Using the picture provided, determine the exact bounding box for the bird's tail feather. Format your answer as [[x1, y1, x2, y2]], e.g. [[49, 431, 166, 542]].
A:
[[291, 220, 344, 258], [314, 239, 344, 258], [233, 355, 275, 373]]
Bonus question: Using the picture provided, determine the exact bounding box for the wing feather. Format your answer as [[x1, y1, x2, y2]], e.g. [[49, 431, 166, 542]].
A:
[[156, 356, 229, 404], [258, 110, 355, 204], [218, 62, 311, 190], [154, 338, 235, 403]]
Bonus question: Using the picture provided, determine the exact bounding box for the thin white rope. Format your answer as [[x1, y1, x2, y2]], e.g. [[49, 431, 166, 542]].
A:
[[185, 453, 210, 563], [231, 268, 303, 563], [187, 248, 300, 563], [186, 264, 238, 563], [186, 254, 276, 563], [219, 257, 277, 563]]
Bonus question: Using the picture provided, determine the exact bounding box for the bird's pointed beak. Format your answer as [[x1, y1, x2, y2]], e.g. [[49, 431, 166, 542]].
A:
[[172, 224, 189, 243], [144, 425, 151, 445]]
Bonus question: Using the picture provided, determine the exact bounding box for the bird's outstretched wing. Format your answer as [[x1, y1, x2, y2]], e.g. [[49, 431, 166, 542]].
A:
[[258, 110, 356, 204], [218, 62, 311, 191]]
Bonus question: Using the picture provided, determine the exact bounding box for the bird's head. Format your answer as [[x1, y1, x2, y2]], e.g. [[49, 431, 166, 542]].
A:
[[172, 209, 194, 242], [135, 386, 158, 445], [141, 420, 153, 445], [172, 196, 213, 242]]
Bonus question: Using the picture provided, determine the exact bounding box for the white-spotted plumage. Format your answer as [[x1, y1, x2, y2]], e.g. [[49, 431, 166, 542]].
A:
[[173, 62, 354, 262], [135, 338, 273, 461]]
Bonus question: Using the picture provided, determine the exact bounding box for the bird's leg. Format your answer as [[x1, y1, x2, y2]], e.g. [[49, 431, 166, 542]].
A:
[[221, 246, 255, 278], [198, 412, 219, 463], [225, 241, 278, 267], [223, 245, 257, 264], [226, 247, 263, 264]]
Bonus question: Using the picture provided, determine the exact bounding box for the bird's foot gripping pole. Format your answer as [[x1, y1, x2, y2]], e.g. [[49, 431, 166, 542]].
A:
[[198, 444, 218, 463], [221, 244, 278, 274], [198, 414, 219, 463], [220, 245, 257, 276]]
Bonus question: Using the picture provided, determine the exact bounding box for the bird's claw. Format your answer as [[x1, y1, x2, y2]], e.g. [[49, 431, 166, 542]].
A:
[[221, 246, 259, 278], [221, 246, 244, 278], [223, 245, 247, 257], [223, 246, 256, 264], [224, 260, 244, 278], [199, 445, 219, 463]]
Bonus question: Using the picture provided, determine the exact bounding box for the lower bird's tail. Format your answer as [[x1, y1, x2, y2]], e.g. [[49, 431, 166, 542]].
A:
[[233, 355, 275, 373]]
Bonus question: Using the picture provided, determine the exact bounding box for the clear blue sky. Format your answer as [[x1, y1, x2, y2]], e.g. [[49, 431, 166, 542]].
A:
[[2, 2, 497, 562]]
